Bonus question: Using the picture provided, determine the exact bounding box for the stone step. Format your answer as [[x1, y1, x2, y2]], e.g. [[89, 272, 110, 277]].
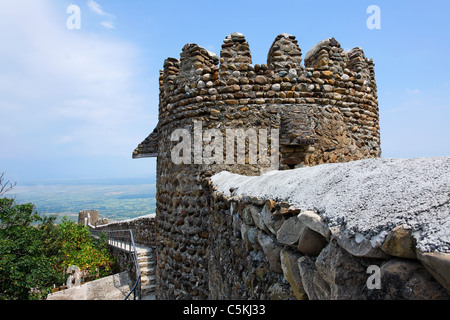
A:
[[137, 249, 155, 255], [141, 274, 156, 282], [141, 294, 156, 300], [138, 254, 156, 261], [141, 277, 156, 287], [141, 274, 155, 281], [136, 244, 156, 294], [138, 259, 156, 267], [136, 246, 154, 256], [141, 266, 156, 274], [138, 255, 156, 263], [141, 283, 156, 295], [139, 263, 155, 270], [139, 264, 156, 271]]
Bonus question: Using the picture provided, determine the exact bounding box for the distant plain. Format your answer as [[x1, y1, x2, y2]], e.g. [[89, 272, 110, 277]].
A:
[[6, 178, 157, 223]]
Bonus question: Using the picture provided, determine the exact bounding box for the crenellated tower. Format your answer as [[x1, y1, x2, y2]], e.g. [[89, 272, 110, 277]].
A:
[[133, 32, 381, 299]]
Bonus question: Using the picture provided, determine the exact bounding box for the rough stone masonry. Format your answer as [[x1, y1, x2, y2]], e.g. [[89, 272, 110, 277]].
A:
[[209, 157, 450, 299], [132, 32, 449, 299]]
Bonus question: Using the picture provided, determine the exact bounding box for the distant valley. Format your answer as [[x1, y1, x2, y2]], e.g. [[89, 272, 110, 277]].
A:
[[5, 177, 157, 223]]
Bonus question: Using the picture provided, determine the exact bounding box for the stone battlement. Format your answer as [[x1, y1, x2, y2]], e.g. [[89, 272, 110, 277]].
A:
[[135, 33, 380, 170]]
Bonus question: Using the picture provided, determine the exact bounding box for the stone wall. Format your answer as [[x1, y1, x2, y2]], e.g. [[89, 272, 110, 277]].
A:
[[208, 178, 450, 300], [93, 214, 156, 247], [208, 157, 450, 300]]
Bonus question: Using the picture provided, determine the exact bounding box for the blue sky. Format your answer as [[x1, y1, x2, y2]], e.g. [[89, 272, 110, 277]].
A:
[[0, 0, 449, 184]]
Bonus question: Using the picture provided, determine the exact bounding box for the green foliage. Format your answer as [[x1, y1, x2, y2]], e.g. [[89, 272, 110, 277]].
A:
[[55, 218, 115, 280], [0, 198, 62, 300], [0, 198, 116, 300]]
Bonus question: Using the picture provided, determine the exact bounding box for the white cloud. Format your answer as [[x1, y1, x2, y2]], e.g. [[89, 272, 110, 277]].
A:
[[87, 0, 107, 16], [87, 0, 116, 30], [101, 21, 116, 30], [0, 0, 153, 158]]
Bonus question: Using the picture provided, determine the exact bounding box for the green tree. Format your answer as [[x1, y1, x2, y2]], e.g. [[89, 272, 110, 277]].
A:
[[0, 198, 63, 300], [55, 218, 115, 280]]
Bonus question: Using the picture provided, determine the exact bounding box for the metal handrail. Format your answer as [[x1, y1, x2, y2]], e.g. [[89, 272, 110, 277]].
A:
[[90, 229, 142, 300], [125, 230, 141, 300]]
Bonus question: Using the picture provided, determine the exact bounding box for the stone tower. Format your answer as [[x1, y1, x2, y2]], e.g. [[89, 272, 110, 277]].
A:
[[78, 210, 99, 226], [133, 32, 380, 299]]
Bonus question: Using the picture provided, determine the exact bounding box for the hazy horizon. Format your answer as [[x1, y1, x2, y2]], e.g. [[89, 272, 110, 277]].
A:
[[8, 175, 157, 187]]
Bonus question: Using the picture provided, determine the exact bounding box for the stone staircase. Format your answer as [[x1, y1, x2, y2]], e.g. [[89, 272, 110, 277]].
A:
[[98, 233, 157, 300], [135, 244, 157, 300]]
